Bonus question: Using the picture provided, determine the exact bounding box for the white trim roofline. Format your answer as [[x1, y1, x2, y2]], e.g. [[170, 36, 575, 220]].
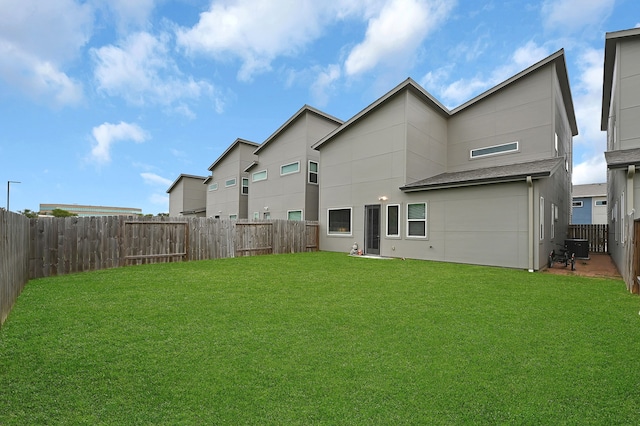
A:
[[312, 78, 449, 150], [254, 104, 343, 155], [313, 49, 577, 151], [207, 138, 259, 171], [601, 27, 640, 131], [166, 173, 208, 193], [452, 49, 577, 136]]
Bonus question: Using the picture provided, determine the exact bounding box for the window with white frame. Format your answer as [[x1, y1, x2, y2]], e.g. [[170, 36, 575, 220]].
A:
[[554, 133, 559, 156], [386, 204, 400, 237], [281, 161, 300, 176], [208, 183, 218, 191], [595, 200, 607, 206], [572, 201, 583, 207], [328, 208, 351, 235], [253, 212, 259, 220], [287, 210, 303, 221], [470, 141, 518, 159], [309, 161, 318, 184], [229, 214, 237, 220], [252, 170, 267, 182], [225, 178, 236, 187], [539, 196, 544, 241], [407, 202, 427, 238], [263, 211, 271, 219], [241, 178, 249, 195]]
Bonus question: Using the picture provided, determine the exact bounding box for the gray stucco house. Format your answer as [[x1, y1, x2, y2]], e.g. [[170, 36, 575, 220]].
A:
[[313, 50, 577, 271], [167, 174, 207, 217], [602, 27, 640, 291], [245, 105, 342, 221], [205, 138, 259, 219]]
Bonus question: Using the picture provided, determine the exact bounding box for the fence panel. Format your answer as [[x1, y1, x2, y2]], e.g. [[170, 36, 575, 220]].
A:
[[27, 217, 319, 279], [567, 224, 608, 253], [0, 210, 30, 326]]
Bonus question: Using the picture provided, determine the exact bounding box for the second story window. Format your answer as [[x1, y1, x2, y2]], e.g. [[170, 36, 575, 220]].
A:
[[241, 178, 249, 195], [208, 183, 218, 191], [252, 170, 267, 182], [225, 178, 236, 187], [309, 161, 318, 184], [281, 161, 300, 176], [470, 141, 518, 159]]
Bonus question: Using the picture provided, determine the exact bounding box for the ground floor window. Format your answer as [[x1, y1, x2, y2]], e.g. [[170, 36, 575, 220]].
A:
[[386, 204, 400, 237], [328, 208, 351, 235], [288, 210, 303, 221], [407, 202, 426, 238]]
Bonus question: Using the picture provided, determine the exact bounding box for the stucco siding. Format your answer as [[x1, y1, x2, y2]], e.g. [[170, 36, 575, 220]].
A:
[[248, 111, 339, 220], [405, 92, 448, 184], [618, 40, 640, 149], [448, 68, 554, 172], [169, 181, 184, 217]]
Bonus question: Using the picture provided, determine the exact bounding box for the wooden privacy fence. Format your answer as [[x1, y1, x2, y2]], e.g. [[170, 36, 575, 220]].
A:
[[29, 216, 319, 279], [567, 224, 608, 253], [0, 210, 30, 326]]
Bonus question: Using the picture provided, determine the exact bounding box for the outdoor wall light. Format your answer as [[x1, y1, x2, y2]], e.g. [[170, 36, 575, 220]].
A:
[[264, 206, 269, 210], [378, 196, 388, 201]]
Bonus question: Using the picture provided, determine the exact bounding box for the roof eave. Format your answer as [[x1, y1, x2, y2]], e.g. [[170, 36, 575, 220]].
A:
[[399, 173, 550, 193], [208, 138, 259, 171], [312, 78, 450, 151], [255, 105, 343, 155], [601, 28, 640, 130]]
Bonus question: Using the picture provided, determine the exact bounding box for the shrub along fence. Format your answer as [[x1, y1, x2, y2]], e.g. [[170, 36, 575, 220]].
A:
[[1, 215, 319, 326]]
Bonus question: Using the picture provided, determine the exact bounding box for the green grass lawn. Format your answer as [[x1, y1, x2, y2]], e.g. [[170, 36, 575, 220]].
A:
[[1, 252, 640, 425]]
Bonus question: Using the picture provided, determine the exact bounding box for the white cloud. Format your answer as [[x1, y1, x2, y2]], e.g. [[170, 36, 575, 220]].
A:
[[344, 0, 455, 76], [176, 0, 330, 81], [141, 172, 173, 187], [149, 192, 169, 206], [92, 31, 220, 114], [430, 40, 550, 107], [573, 154, 607, 185], [311, 64, 342, 107], [98, 0, 156, 31], [89, 121, 149, 165], [541, 0, 614, 34], [0, 0, 92, 106]]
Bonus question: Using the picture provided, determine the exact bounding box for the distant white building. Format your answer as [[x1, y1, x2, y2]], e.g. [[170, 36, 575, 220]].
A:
[[571, 183, 607, 224]]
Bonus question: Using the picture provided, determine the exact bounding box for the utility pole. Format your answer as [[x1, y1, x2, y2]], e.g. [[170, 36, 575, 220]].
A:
[[7, 181, 20, 211]]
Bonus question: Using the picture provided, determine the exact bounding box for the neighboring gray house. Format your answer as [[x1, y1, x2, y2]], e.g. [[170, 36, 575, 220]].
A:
[[167, 174, 207, 217], [571, 183, 607, 225], [313, 50, 577, 271], [602, 27, 640, 291], [245, 105, 342, 221], [205, 138, 259, 219]]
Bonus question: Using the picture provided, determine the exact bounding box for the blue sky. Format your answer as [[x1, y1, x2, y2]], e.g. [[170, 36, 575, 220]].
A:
[[0, 0, 638, 215]]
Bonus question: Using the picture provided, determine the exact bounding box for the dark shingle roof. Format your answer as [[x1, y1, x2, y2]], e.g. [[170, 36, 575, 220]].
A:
[[604, 148, 640, 169], [400, 157, 564, 192]]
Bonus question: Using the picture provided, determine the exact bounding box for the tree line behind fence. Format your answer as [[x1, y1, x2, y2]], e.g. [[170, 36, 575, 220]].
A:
[[1, 212, 319, 326]]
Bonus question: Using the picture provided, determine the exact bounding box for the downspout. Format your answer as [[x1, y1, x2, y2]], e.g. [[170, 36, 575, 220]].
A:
[[628, 165, 635, 219], [527, 176, 534, 272]]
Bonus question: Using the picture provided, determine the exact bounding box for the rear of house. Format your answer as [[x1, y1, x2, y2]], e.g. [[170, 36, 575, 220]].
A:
[[166, 174, 207, 217], [314, 50, 577, 271], [246, 106, 342, 221], [205, 139, 259, 219]]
